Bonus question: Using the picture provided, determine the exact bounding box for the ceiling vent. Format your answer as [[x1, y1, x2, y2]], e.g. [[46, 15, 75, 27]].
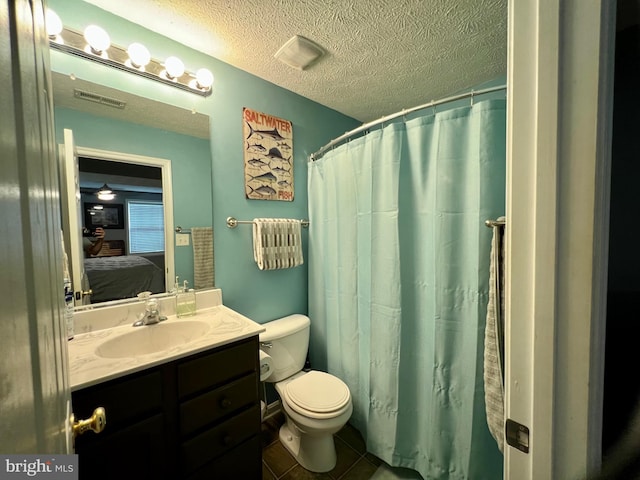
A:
[[274, 35, 326, 70], [73, 89, 126, 109]]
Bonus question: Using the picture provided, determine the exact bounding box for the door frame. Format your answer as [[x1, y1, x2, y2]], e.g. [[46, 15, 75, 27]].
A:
[[60, 133, 175, 303], [505, 1, 615, 478], [0, 0, 72, 454]]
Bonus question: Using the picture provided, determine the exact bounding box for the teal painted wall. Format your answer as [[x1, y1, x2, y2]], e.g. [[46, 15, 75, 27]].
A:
[[48, 0, 360, 323], [54, 106, 212, 287]]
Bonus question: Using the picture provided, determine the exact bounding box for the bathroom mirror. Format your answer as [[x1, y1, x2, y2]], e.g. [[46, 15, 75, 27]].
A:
[[53, 71, 213, 308]]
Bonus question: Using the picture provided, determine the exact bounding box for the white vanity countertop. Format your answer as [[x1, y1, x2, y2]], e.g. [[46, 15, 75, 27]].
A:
[[68, 305, 265, 391]]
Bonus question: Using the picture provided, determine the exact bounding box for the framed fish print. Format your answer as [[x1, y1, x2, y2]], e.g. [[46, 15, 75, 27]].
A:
[[243, 107, 293, 201]]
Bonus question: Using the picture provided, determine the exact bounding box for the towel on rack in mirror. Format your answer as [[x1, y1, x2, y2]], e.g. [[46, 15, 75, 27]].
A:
[[252, 218, 304, 270], [191, 226, 214, 288]]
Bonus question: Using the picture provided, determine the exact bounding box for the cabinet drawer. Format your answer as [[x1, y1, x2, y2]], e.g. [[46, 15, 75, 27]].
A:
[[72, 369, 163, 430], [180, 403, 260, 475], [185, 435, 262, 480], [180, 373, 258, 436], [178, 337, 257, 398]]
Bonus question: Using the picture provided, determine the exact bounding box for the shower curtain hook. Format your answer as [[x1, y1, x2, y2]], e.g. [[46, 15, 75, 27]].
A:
[[470, 90, 475, 107], [431, 102, 436, 116]]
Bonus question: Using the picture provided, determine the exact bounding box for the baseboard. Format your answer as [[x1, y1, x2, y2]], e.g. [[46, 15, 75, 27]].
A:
[[262, 400, 282, 422]]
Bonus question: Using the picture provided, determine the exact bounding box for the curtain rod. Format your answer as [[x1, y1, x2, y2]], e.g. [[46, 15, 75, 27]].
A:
[[310, 84, 507, 161]]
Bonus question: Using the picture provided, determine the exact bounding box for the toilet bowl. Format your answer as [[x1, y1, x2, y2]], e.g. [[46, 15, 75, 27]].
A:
[[260, 315, 352, 473]]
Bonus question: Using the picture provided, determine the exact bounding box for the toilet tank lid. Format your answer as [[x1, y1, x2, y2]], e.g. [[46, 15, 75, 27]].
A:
[[259, 314, 310, 342]]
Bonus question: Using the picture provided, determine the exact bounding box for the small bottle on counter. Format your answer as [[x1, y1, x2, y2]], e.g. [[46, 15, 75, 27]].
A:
[[176, 280, 196, 317]]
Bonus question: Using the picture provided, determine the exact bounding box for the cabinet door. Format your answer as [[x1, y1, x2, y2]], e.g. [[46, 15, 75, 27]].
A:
[[72, 369, 171, 479], [180, 404, 260, 475], [75, 414, 168, 480], [72, 370, 164, 430], [186, 436, 262, 480]]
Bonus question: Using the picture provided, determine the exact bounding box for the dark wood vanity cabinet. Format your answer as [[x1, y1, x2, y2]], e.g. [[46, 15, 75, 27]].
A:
[[72, 336, 261, 480]]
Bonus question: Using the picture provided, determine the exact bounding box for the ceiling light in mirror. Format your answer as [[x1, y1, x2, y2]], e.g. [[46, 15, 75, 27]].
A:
[[96, 183, 115, 201]]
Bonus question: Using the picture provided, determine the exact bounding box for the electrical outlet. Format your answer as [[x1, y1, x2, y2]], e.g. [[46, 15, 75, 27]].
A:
[[176, 233, 190, 246]]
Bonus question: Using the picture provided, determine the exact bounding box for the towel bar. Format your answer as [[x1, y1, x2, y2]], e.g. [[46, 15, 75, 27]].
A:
[[226, 217, 309, 229], [485, 218, 506, 228]]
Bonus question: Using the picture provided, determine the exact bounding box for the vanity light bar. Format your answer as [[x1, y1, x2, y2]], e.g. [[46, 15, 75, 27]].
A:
[[49, 26, 213, 97]]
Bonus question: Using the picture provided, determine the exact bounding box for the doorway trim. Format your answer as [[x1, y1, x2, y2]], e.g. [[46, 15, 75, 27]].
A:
[[505, 1, 615, 478], [75, 145, 175, 295]]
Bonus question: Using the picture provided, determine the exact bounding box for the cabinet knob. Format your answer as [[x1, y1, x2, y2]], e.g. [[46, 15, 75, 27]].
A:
[[71, 407, 106, 439], [220, 397, 232, 409]]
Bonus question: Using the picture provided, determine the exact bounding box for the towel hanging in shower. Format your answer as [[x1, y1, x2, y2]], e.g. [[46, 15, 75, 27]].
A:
[[252, 218, 304, 270], [484, 218, 506, 453]]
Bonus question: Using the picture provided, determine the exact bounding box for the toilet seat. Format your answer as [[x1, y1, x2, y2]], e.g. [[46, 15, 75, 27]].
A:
[[282, 371, 351, 419]]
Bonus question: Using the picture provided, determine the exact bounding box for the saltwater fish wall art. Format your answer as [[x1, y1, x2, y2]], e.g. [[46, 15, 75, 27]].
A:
[[243, 107, 293, 201]]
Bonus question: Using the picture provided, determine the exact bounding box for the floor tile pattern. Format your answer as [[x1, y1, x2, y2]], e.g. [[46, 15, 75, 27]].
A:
[[261, 413, 383, 480]]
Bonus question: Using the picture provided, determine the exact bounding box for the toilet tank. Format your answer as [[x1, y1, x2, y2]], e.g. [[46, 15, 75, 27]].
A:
[[259, 314, 310, 382]]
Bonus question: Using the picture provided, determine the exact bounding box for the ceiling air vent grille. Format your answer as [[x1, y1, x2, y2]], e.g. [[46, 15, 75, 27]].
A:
[[73, 89, 126, 109]]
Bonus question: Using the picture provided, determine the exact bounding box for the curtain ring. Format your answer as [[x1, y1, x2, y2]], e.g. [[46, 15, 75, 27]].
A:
[[470, 91, 475, 107]]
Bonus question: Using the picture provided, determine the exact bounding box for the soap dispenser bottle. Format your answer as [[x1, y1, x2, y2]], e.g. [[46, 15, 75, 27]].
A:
[[176, 280, 196, 317]]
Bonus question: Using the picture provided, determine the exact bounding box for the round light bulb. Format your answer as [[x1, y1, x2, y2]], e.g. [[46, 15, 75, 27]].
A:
[[45, 9, 63, 38], [195, 68, 214, 89], [127, 42, 151, 68], [164, 56, 185, 79], [84, 25, 110, 54]]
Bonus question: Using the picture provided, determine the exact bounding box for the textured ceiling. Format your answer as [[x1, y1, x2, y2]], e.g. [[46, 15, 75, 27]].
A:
[[84, 0, 507, 122]]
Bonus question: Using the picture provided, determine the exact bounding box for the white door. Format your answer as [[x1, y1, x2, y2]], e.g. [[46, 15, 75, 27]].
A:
[[0, 0, 72, 453], [60, 128, 90, 305]]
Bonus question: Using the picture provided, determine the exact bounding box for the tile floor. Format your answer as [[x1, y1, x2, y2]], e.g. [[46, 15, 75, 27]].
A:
[[261, 412, 383, 480]]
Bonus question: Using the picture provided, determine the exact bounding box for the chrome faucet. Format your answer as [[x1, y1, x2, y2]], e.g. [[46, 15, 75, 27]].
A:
[[133, 298, 167, 327]]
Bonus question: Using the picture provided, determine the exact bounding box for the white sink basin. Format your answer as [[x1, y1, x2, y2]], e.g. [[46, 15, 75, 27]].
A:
[[95, 320, 212, 359]]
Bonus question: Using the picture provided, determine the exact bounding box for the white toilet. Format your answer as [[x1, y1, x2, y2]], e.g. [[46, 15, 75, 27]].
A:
[[260, 314, 353, 473]]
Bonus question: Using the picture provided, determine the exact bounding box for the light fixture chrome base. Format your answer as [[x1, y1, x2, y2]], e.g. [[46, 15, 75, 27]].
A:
[[49, 27, 212, 97]]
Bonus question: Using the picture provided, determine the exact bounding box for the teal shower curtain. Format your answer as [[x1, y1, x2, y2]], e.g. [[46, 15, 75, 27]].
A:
[[308, 99, 506, 479]]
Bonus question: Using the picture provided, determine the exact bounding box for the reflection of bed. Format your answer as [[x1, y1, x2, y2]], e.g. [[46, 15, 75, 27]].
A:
[[84, 241, 164, 303]]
